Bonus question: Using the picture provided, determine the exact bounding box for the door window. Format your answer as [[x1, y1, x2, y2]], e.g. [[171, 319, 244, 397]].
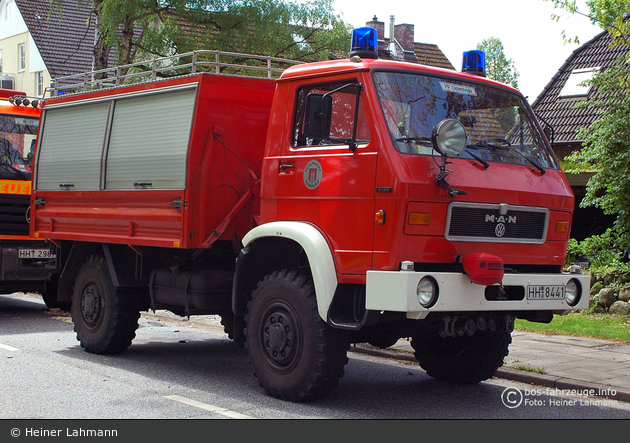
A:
[[292, 81, 370, 148]]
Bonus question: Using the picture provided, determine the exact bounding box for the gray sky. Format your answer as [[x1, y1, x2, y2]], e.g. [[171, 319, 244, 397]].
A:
[[332, 0, 603, 101]]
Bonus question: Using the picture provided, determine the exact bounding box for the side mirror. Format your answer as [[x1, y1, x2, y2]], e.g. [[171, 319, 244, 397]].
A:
[[304, 93, 332, 140], [431, 119, 467, 158]]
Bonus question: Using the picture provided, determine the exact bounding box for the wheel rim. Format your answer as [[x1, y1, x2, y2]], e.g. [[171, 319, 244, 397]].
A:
[[260, 305, 301, 372], [80, 282, 103, 330]]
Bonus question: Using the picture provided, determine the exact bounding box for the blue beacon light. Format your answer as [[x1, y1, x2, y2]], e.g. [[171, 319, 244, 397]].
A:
[[350, 27, 378, 59], [462, 50, 486, 77]]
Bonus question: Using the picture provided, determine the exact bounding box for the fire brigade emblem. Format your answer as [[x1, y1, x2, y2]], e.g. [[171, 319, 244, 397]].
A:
[[304, 160, 322, 190]]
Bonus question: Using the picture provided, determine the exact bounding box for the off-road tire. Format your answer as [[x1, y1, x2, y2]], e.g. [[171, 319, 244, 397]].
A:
[[245, 269, 349, 402], [71, 255, 140, 355], [411, 320, 511, 384]]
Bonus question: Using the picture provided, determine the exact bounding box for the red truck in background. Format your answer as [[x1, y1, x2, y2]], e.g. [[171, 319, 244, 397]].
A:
[[0, 89, 60, 307], [30, 29, 590, 401]]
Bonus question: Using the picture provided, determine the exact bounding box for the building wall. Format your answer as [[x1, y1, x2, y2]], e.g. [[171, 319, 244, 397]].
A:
[[0, 0, 50, 97]]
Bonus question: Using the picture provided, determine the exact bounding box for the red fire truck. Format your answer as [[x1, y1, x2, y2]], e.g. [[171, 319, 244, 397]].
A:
[[30, 29, 589, 401], [0, 89, 60, 306]]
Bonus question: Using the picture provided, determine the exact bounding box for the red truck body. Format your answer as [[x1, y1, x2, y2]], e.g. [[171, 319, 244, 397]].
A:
[[32, 74, 274, 249], [28, 40, 590, 401]]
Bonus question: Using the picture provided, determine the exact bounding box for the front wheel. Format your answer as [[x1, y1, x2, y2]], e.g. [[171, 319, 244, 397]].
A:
[[245, 269, 349, 402], [411, 317, 512, 384], [71, 255, 140, 355]]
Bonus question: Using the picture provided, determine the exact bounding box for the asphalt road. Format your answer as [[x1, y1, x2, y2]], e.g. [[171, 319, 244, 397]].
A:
[[2, 292, 630, 422]]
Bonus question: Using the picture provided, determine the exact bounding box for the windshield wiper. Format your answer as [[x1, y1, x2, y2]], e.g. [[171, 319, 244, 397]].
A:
[[0, 162, 30, 180], [468, 139, 546, 175], [464, 148, 490, 169], [394, 136, 432, 145]]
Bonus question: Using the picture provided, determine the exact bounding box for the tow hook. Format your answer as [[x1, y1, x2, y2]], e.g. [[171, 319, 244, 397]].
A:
[[440, 315, 458, 338], [439, 314, 514, 338]]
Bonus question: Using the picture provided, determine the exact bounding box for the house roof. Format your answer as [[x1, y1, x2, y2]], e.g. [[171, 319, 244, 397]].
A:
[[412, 42, 455, 70], [531, 27, 629, 144], [15, 0, 97, 79], [374, 39, 454, 70]]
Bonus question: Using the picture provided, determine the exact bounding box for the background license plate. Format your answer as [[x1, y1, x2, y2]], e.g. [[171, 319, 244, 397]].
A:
[[527, 285, 565, 300], [19, 249, 56, 259]]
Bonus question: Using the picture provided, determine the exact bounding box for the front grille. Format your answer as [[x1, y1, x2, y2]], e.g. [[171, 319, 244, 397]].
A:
[[0, 194, 30, 236], [445, 203, 548, 244]]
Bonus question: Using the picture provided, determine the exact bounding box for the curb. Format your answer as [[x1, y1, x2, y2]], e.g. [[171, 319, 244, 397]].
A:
[[146, 311, 630, 405], [349, 344, 630, 404]]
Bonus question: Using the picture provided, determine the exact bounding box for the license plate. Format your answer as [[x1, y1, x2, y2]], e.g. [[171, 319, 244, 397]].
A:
[[18, 249, 56, 259], [527, 285, 565, 300]]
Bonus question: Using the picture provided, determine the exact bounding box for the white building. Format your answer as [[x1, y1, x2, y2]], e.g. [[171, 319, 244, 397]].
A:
[[0, 0, 49, 96], [1, 0, 97, 98]]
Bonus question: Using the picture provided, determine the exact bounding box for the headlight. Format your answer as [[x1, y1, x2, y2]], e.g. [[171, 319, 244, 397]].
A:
[[431, 119, 467, 157], [565, 278, 582, 307], [417, 276, 438, 308]]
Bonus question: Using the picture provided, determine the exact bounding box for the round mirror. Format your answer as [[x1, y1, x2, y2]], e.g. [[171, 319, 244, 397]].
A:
[[431, 119, 467, 157]]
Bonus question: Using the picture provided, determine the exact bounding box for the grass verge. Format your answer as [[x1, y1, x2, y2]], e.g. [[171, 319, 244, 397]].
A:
[[515, 311, 630, 344], [510, 364, 548, 374]]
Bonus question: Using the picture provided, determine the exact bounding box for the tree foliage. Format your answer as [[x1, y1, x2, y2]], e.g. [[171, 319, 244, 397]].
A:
[[546, 0, 630, 45], [545, 0, 630, 252], [476, 37, 520, 89], [50, 0, 352, 70]]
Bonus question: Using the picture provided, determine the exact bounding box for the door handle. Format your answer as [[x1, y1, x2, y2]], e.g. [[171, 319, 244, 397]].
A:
[[279, 160, 295, 174]]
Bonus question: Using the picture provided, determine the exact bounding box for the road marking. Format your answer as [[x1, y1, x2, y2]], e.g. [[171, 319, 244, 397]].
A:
[[0, 343, 20, 352], [165, 395, 256, 419]]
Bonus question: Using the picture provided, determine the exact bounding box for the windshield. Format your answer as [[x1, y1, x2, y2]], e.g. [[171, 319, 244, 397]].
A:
[[373, 71, 559, 169], [0, 113, 38, 167]]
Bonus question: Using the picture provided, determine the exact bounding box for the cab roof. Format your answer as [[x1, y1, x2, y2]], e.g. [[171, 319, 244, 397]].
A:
[[279, 57, 520, 94]]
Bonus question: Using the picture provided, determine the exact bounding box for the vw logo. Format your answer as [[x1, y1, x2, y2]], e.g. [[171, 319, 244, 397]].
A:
[[495, 223, 506, 237]]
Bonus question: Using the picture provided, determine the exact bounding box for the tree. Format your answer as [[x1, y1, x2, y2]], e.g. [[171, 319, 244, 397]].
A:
[[476, 37, 519, 89], [544, 0, 630, 252], [50, 0, 351, 72], [546, 0, 630, 45]]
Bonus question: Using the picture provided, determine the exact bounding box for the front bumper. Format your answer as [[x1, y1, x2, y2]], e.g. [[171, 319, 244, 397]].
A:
[[366, 270, 590, 319]]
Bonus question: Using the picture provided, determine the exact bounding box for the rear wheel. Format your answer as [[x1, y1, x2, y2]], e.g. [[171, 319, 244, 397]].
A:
[[411, 318, 512, 384], [71, 255, 140, 354], [245, 269, 349, 402]]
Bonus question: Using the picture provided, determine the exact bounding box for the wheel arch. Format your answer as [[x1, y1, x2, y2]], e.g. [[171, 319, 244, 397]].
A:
[[57, 242, 103, 302], [234, 221, 338, 323], [58, 242, 142, 302]]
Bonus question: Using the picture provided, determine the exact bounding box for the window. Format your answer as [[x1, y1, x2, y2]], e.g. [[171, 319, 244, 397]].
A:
[[6, 0, 15, 20], [0, 51, 3, 73], [559, 68, 599, 98], [373, 71, 559, 170], [18, 44, 26, 71], [36, 71, 44, 96], [292, 81, 370, 148], [0, 114, 39, 168]]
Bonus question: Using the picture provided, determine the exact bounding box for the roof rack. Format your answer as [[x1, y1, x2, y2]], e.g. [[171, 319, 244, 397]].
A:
[[50, 49, 304, 96]]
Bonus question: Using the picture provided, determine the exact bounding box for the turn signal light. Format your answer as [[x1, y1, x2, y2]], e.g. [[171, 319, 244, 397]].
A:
[[556, 221, 570, 233], [408, 212, 431, 225], [375, 210, 386, 225]]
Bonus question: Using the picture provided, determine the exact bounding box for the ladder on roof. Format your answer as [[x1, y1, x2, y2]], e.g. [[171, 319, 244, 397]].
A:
[[49, 49, 303, 96]]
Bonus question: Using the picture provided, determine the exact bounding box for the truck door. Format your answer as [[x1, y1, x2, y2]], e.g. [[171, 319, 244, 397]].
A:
[[276, 80, 376, 276]]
